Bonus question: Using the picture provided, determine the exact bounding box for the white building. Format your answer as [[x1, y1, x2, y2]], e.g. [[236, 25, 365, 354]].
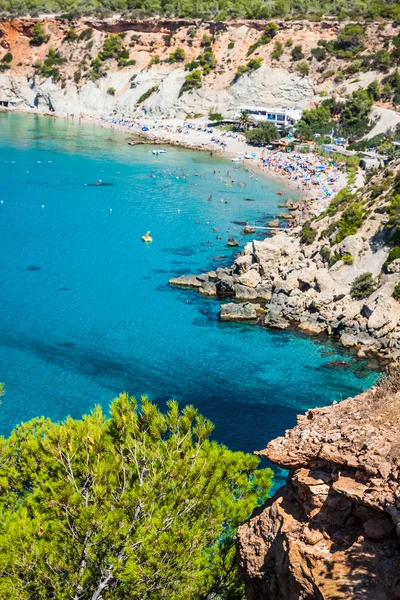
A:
[[237, 106, 303, 128]]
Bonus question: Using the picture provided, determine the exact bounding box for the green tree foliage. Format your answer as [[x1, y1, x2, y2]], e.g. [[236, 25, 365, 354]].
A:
[[137, 85, 159, 103], [373, 49, 391, 72], [99, 34, 125, 61], [34, 48, 64, 82], [393, 281, 400, 301], [296, 61, 309, 77], [3, 1, 400, 20], [181, 69, 202, 93], [311, 46, 326, 62], [382, 69, 400, 105], [336, 202, 364, 243], [350, 272, 377, 299], [300, 220, 317, 244], [30, 22, 50, 46], [244, 121, 278, 145], [64, 27, 78, 42], [326, 24, 365, 59], [0, 51, 12, 71], [87, 56, 106, 81], [271, 40, 283, 60], [291, 45, 304, 61], [247, 22, 278, 56], [168, 47, 185, 63], [0, 396, 273, 599], [209, 111, 223, 121], [338, 89, 373, 137], [235, 57, 263, 79], [385, 245, 400, 267], [107, 86, 116, 95]]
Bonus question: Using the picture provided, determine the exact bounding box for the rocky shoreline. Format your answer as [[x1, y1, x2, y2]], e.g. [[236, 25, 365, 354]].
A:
[[169, 160, 400, 361], [235, 368, 400, 599]]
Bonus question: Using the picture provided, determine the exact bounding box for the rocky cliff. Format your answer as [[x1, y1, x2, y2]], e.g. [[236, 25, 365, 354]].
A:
[[236, 367, 400, 599], [0, 16, 397, 118], [170, 159, 400, 360]]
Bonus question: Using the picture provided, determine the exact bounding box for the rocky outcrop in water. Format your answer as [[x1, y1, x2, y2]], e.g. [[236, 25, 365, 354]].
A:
[[236, 368, 400, 600], [170, 161, 400, 360]]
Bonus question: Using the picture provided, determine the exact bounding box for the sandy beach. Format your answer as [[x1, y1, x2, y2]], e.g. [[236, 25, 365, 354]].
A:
[[74, 113, 348, 214], [8, 107, 348, 215]]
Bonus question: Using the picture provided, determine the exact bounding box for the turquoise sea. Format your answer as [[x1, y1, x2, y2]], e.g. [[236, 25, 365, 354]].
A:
[[0, 113, 380, 483]]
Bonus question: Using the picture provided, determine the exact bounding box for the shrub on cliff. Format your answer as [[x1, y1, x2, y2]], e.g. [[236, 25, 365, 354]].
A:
[[235, 57, 263, 80], [30, 22, 50, 46], [137, 85, 159, 103], [336, 202, 364, 243], [300, 220, 317, 244], [0, 395, 273, 598], [291, 45, 304, 61], [271, 40, 284, 60], [385, 246, 400, 268], [393, 281, 400, 301], [181, 70, 202, 94], [296, 61, 309, 77], [351, 272, 377, 299], [247, 22, 278, 56], [326, 24, 365, 59], [168, 47, 185, 63]]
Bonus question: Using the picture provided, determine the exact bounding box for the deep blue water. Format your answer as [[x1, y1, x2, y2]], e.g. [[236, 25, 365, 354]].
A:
[[0, 113, 380, 485]]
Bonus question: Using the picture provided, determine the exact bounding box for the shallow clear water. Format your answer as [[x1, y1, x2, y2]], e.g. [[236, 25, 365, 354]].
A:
[[0, 113, 380, 485]]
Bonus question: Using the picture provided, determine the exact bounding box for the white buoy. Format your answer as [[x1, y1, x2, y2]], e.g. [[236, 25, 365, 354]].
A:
[[110, 208, 112, 212], [41, 205, 44, 208], [0, 200, 3, 204], [177, 209, 180, 213]]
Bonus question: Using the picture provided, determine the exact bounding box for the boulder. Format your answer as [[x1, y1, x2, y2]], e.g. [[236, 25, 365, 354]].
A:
[[297, 266, 317, 287], [364, 296, 400, 335], [216, 274, 235, 298], [340, 332, 360, 347], [338, 234, 363, 257], [234, 284, 258, 300], [268, 219, 280, 227], [233, 254, 253, 275], [198, 282, 217, 296], [227, 237, 239, 247], [298, 317, 326, 334], [238, 268, 262, 288], [255, 285, 273, 301], [169, 275, 203, 288], [220, 302, 259, 320], [264, 306, 290, 329]]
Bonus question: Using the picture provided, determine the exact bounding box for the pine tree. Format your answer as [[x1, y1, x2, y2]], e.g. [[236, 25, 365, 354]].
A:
[[0, 395, 273, 599]]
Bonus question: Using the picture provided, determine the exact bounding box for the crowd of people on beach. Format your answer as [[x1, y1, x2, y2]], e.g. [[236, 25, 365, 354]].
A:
[[64, 112, 347, 207], [261, 152, 346, 200]]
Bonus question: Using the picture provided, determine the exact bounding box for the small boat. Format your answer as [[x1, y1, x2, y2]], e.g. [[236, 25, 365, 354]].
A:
[[231, 157, 243, 162], [152, 149, 167, 155], [142, 231, 153, 242]]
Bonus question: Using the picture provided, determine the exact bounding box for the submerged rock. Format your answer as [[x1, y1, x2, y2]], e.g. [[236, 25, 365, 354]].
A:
[[227, 237, 239, 247]]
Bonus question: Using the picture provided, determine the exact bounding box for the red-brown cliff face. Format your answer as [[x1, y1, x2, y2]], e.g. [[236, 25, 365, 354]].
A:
[[236, 369, 400, 599]]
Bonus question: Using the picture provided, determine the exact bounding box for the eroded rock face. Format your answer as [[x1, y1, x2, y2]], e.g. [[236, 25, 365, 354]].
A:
[[236, 373, 400, 600]]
